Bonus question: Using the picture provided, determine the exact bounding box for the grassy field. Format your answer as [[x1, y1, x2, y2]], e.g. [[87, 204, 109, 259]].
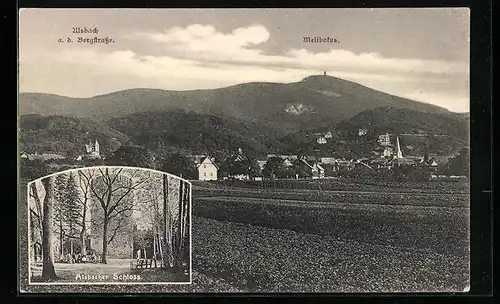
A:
[[185, 179, 470, 292], [192, 178, 469, 194], [189, 217, 469, 292]]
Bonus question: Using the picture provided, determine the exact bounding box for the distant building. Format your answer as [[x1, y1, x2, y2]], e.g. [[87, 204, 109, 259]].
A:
[[324, 131, 333, 139], [197, 157, 218, 181], [317, 137, 327, 144], [388, 137, 416, 167], [313, 163, 325, 179], [395, 136, 403, 159], [23, 152, 65, 161], [320, 157, 337, 164], [378, 133, 391, 146], [85, 140, 101, 159], [383, 147, 393, 157], [257, 160, 267, 171], [293, 159, 325, 179], [277, 154, 298, 161], [358, 128, 368, 136], [283, 159, 294, 167]]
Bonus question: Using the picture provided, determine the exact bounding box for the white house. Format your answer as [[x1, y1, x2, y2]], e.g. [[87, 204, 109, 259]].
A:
[[378, 133, 391, 146], [383, 146, 393, 157], [197, 157, 218, 181], [324, 132, 333, 139], [257, 160, 267, 171], [312, 163, 325, 179], [320, 157, 337, 164], [283, 159, 294, 167], [358, 128, 368, 136], [317, 137, 327, 144]]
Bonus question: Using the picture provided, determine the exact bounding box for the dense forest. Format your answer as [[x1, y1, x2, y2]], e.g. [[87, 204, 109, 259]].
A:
[[20, 114, 130, 157], [19, 105, 469, 164]]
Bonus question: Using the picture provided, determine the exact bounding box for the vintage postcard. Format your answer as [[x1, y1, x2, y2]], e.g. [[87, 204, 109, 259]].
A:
[[18, 8, 470, 293]]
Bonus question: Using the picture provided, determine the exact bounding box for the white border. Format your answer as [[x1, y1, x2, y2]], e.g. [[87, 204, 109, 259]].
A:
[[25, 166, 193, 286]]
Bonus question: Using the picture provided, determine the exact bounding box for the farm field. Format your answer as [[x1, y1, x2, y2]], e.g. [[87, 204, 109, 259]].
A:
[[192, 178, 469, 194], [182, 180, 470, 292]]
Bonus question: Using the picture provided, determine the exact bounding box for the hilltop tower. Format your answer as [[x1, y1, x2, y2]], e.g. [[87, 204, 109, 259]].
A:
[[396, 136, 403, 159], [323, 71, 327, 76]]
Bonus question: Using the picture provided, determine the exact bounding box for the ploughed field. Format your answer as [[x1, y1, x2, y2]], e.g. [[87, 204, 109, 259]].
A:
[[177, 179, 470, 292]]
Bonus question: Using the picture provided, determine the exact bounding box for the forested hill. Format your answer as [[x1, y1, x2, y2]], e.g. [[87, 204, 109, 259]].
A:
[[19, 74, 451, 134], [108, 110, 284, 159], [19, 105, 469, 161], [278, 106, 469, 158], [19, 114, 130, 157], [334, 106, 469, 140]]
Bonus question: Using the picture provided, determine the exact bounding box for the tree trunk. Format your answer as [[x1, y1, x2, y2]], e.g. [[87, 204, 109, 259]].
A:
[[162, 175, 171, 268], [80, 230, 86, 256], [79, 174, 89, 256], [41, 177, 57, 281], [81, 203, 88, 255], [152, 233, 156, 261], [59, 224, 63, 258], [182, 181, 190, 263], [30, 183, 44, 242], [175, 181, 184, 268], [158, 232, 164, 268], [69, 222, 73, 255], [101, 219, 108, 264]]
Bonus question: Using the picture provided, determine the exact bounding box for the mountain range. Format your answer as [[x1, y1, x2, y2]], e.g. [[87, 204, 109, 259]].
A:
[[18, 75, 469, 158], [19, 75, 453, 134]]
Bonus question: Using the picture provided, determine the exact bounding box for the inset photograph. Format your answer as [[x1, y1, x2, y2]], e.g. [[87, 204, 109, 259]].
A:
[[24, 167, 191, 286]]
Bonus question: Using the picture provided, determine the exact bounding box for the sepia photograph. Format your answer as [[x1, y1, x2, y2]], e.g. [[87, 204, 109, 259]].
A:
[[20, 167, 192, 290], [18, 8, 470, 293]]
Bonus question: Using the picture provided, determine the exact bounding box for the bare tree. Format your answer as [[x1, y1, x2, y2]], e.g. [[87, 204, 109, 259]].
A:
[[89, 167, 147, 264], [181, 181, 190, 264], [177, 180, 190, 268], [29, 183, 43, 242], [41, 176, 57, 280], [76, 170, 95, 255], [162, 174, 175, 268]]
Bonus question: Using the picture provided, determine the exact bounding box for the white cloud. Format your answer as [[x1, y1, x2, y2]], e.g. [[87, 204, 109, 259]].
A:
[[22, 24, 469, 112], [128, 24, 468, 77]]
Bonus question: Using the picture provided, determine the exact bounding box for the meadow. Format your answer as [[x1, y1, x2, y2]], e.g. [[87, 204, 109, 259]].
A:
[[180, 178, 470, 292], [194, 178, 469, 194]]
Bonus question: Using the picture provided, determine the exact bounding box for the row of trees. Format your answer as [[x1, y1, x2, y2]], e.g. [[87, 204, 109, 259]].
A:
[[28, 167, 191, 281]]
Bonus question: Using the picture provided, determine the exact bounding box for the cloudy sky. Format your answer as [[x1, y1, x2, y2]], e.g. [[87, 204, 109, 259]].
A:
[[19, 8, 470, 112]]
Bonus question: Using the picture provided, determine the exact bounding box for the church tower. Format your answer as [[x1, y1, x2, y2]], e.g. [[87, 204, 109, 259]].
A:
[[94, 140, 100, 155], [396, 136, 403, 159]]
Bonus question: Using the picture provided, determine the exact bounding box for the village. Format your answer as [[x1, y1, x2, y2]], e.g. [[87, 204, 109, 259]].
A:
[[192, 130, 458, 182], [20, 127, 465, 183]]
